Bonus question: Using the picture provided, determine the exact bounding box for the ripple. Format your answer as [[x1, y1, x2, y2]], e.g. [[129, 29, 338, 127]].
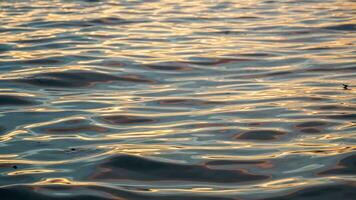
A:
[[16, 70, 156, 88], [98, 115, 157, 125], [325, 114, 356, 120], [294, 120, 336, 134], [0, 95, 37, 106], [87, 17, 134, 25], [1, 0, 355, 199], [0, 184, 235, 200], [152, 99, 225, 107], [323, 24, 356, 31], [263, 184, 356, 200], [296, 121, 331, 128], [235, 130, 287, 141], [91, 154, 269, 183], [43, 123, 108, 135], [21, 17, 145, 29], [184, 57, 255, 66], [143, 62, 194, 72], [319, 154, 356, 175], [205, 159, 269, 166], [0, 55, 96, 69]]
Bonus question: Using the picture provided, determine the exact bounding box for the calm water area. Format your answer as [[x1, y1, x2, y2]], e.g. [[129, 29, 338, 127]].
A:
[[0, 0, 355, 199]]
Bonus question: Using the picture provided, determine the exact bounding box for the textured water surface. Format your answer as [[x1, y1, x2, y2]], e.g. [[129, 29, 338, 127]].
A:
[[0, 0, 356, 199]]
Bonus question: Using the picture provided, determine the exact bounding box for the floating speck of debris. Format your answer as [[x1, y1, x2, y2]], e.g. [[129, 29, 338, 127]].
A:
[[342, 84, 349, 90]]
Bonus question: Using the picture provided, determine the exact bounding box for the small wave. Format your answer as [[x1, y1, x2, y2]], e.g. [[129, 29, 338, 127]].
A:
[[323, 24, 356, 31], [263, 184, 356, 200], [319, 154, 356, 175], [235, 130, 287, 141], [15, 70, 156, 88], [91, 154, 269, 183], [98, 115, 157, 125], [0, 95, 37, 106]]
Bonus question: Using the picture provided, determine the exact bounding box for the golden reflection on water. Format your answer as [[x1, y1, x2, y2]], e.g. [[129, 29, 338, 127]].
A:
[[2, 1, 354, 62], [7, 169, 57, 176], [0, 0, 356, 199], [0, 130, 28, 142]]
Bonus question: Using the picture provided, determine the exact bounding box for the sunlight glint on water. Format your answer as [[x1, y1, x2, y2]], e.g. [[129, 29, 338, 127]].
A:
[[0, 0, 355, 199]]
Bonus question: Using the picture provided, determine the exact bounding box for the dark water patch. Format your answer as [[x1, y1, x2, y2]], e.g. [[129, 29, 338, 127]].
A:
[[251, 25, 284, 31], [268, 71, 295, 76], [21, 17, 143, 28], [294, 121, 335, 134], [165, 17, 222, 23], [296, 121, 329, 128], [299, 128, 322, 134], [0, 163, 27, 170], [86, 17, 148, 26], [206, 159, 267, 165], [93, 60, 124, 67], [91, 184, 236, 200], [325, 113, 356, 120], [263, 184, 356, 200], [18, 76, 83, 87], [319, 154, 356, 175], [0, 95, 37, 106], [212, 30, 245, 35], [37, 118, 108, 134], [0, 184, 235, 200], [281, 30, 315, 35], [53, 101, 111, 110], [16, 37, 59, 44], [231, 70, 295, 79], [16, 71, 156, 88], [99, 115, 156, 125], [0, 28, 33, 33], [0, 44, 13, 53], [205, 159, 274, 169], [184, 57, 255, 66], [92, 154, 268, 183], [14, 35, 94, 45], [215, 96, 328, 106], [116, 74, 157, 84], [301, 46, 345, 51], [152, 99, 225, 107], [21, 58, 63, 65], [235, 130, 286, 140], [7, 55, 96, 67], [0, 126, 5, 135], [0, 185, 109, 200], [143, 62, 194, 72], [190, 122, 230, 128], [87, 17, 135, 25], [323, 24, 356, 31], [44, 125, 107, 134], [306, 66, 356, 73], [308, 105, 356, 111], [236, 16, 260, 19], [62, 119, 84, 125], [247, 122, 266, 126], [238, 53, 277, 57]]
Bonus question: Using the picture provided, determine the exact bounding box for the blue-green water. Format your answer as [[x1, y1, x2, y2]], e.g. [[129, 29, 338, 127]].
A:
[[0, 0, 355, 199]]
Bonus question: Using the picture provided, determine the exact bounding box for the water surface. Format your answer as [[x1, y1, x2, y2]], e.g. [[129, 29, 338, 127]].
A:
[[0, 0, 356, 199]]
